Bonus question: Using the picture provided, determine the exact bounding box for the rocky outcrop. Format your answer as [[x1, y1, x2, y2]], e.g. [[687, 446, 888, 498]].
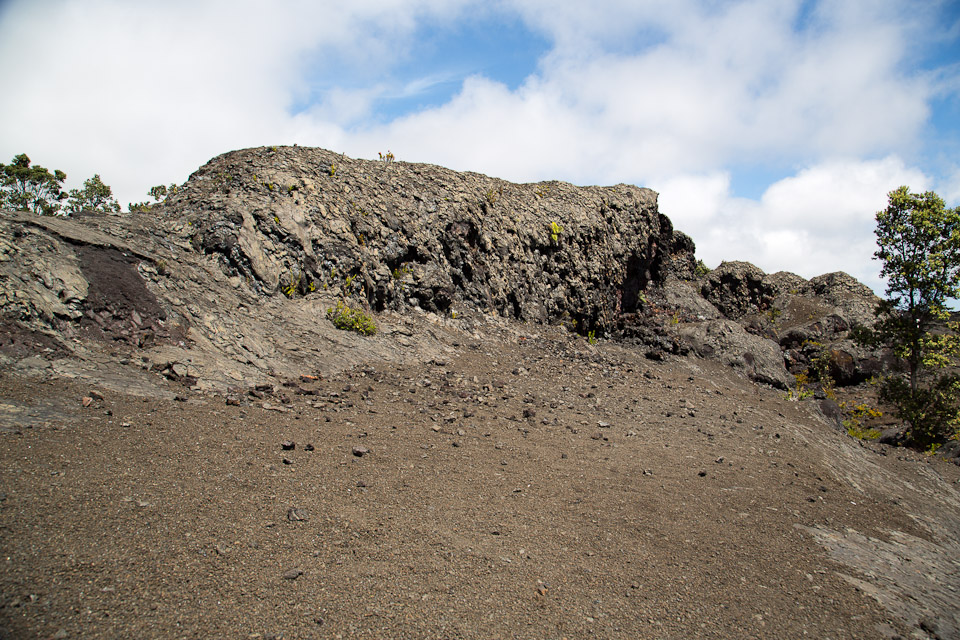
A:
[[168, 146, 696, 335], [0, 145, 889, 395], [677, 318, 794, 388], [700, 261, 771, 319]]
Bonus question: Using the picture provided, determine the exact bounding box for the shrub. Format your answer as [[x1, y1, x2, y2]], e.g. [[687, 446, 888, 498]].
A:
[[326, 300, 377, 335]]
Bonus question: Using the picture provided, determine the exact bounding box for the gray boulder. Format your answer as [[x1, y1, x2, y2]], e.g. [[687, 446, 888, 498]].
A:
[[678, 319, 793, 389]]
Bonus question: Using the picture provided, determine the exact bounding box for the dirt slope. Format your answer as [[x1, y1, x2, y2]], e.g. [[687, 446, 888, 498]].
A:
[[2, 318, 959, 639]]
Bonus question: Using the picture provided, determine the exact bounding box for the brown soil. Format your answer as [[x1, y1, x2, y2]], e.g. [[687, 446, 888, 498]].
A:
[[2, 322, 958, 639]]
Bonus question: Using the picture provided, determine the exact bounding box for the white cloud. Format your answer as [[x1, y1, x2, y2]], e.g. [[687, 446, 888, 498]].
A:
[[0, 0, 478, 205], [941, 167, 960, 206], [0, 0, 955, 296], [659, 156, 931, 294]]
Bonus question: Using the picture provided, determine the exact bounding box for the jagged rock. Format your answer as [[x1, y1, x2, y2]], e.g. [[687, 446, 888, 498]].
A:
[[677, 319, 793, 389], [700, 261, 771, 319], [803, 272, 878, 329], [169, 146, 695, 334], [0, 145, 887, 396], [763, 271, 808, 297], [661, 275, 722, 321]]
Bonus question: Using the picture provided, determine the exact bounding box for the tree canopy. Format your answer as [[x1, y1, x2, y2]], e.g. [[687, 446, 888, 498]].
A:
[[0, 153, 67, 215], [65, 174, 121, 214], [866, 186, 960, 447]]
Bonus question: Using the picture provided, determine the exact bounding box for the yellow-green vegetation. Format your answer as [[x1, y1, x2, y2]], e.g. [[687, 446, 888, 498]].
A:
[[587, 330, 597, 345], [844, 403, 883, 440], [785, 371, 816, 401], [856, 186, 960, 447], [694, 259, 711, 278], [391, 265, 411, 280], [326, 300, 377, 335], [550, 221, 563, 243], [329, 162, 336, 176], [281, 272, 300, 298], [280, 269, 316, 298]]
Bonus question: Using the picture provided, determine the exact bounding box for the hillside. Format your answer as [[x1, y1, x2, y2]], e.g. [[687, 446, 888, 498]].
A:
[[1, 146, 958, 639]]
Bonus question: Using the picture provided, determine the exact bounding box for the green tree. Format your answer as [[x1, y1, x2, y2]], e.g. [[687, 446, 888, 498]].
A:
[[863, 186, 960, 447], [65, 174, 121, 214], [0, 153, 67, 215], [129, 183, 178, 212]]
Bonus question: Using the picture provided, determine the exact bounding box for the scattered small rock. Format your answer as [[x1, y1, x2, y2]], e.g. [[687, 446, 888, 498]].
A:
[[282, 568, 304, 580], [352, 446, 370, 457], [287, 508, 308, 522], [281, 441, 296, 450], [81, 396, 93, 407]]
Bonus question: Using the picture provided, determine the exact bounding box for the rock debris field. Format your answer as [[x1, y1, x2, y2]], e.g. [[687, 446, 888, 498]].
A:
[[2, 323, 959, 639]]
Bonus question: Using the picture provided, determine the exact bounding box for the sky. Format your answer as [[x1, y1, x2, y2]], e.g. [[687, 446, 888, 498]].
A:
[[1, 0, 959, 295]]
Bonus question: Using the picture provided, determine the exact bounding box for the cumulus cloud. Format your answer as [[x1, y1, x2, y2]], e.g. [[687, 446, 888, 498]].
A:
[[0, 0, 956, 294], [0, 0, 476, 204], [659, 156, 931, 293]]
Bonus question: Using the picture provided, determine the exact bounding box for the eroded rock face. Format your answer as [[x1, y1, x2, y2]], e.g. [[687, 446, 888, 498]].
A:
[[169, 146, 696, 335], [677, 318, 794, 388], [701, 261, 771, 319], [0, 145, 888, 394]]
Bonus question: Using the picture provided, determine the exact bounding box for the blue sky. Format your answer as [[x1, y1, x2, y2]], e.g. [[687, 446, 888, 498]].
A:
[[1, 0, 959, 295]]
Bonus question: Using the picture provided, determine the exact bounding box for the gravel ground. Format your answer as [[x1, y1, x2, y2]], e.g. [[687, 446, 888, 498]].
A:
[[1, 323, 958, 639]]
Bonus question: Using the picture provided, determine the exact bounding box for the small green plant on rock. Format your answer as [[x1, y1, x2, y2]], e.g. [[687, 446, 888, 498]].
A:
[[587, 330, 597, 345], [785, 371, 816, 401], [550, 220, 563, 244], [694, 260, 711, 278], [326, 300, 377, 335], [281, 272, 302, 298]]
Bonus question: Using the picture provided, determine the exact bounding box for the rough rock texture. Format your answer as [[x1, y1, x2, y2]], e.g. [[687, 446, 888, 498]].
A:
[[701, 260, 772, 319], [0, 147, 892, 395], [169, 146, 696, 334], [677, 318, 794, 389]]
